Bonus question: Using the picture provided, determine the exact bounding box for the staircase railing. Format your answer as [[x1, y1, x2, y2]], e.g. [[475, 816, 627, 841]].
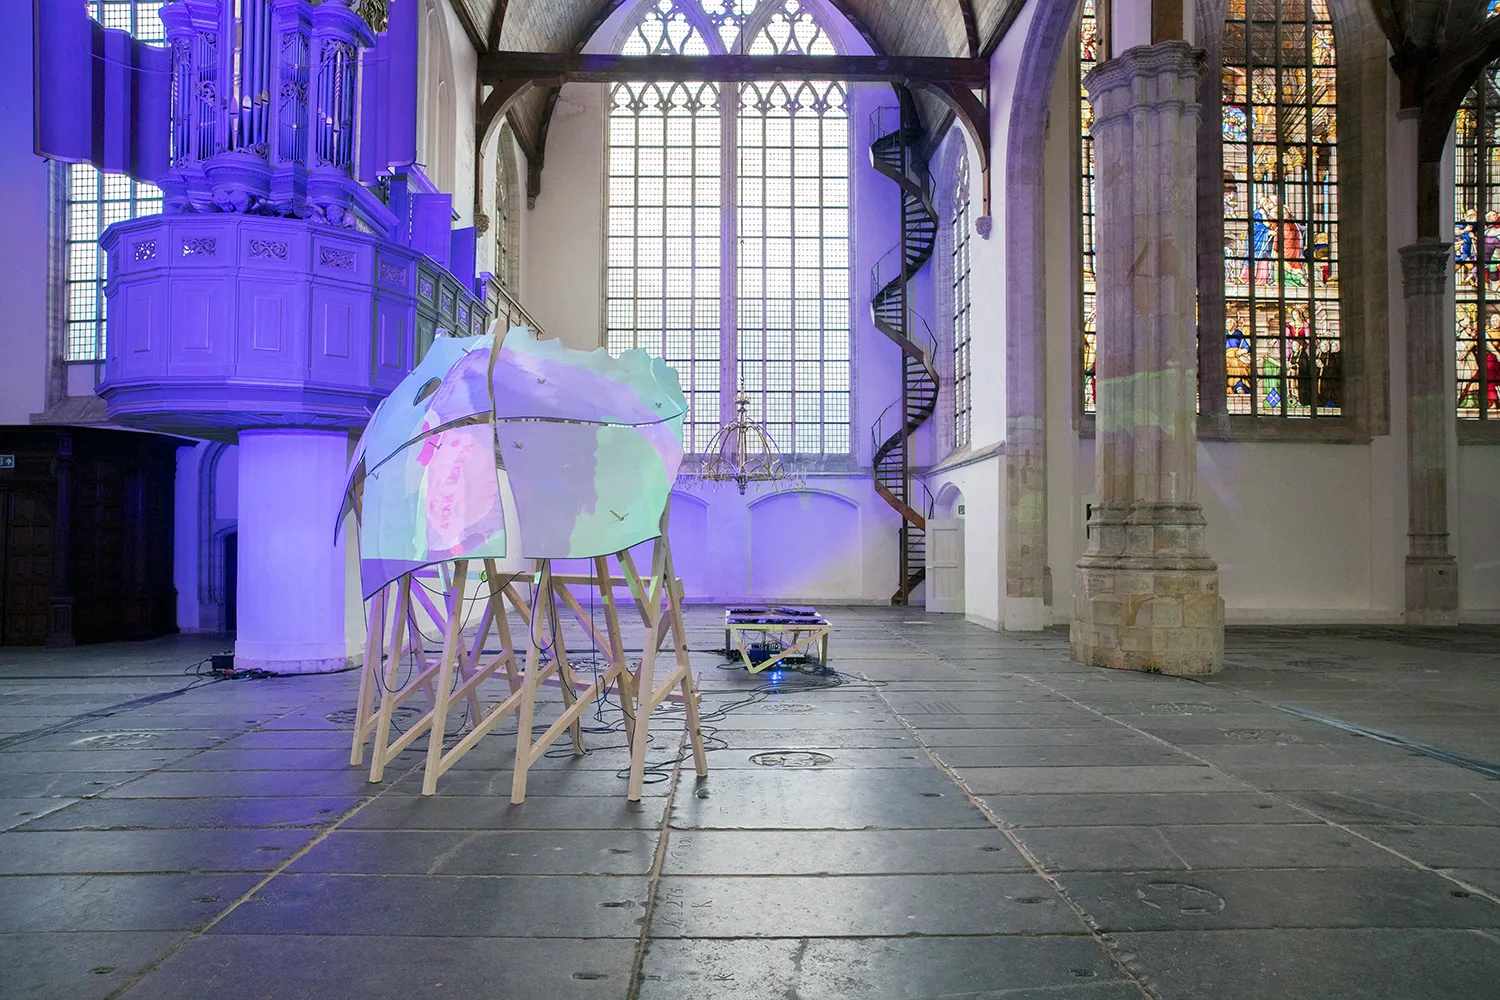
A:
[[867, 89, 940, 605]]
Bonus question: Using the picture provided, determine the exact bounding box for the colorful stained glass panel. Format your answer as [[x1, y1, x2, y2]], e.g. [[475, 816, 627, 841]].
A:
[[1454, 65, 1500, 419], [1221, 0, 1340, 417]]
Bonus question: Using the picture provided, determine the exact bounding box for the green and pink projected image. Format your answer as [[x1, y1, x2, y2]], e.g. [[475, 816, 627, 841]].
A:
[[342, 327, 687, 597]]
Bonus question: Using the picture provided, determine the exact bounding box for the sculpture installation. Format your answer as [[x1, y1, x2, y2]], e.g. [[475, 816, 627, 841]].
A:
[[344, 325, 708, 802]]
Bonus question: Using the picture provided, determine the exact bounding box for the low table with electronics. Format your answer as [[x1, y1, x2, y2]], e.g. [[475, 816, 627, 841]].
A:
[[724, 606, 832, 674]]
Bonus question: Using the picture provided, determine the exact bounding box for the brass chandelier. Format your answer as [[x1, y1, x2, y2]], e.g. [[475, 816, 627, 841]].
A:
[[684, 389, 801, 496]]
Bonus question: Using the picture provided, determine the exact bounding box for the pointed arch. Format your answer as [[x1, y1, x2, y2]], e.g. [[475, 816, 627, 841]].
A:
[[605, 0, 853, 457]]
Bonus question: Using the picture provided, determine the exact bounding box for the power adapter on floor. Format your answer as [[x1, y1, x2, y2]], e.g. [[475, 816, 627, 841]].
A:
[[210, 653, 236, 675]]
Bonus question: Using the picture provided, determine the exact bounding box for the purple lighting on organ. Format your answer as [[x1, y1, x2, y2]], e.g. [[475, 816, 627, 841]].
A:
[[34, 0, 496, 674]]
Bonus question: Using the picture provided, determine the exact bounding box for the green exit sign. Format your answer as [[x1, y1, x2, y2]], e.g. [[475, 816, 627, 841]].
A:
[[0, 456, 14, 470]]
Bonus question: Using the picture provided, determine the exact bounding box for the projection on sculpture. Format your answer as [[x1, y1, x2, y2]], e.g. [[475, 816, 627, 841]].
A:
[[491, 327, 687, 560], [342, 326, 687, 592], [343, 335, 508, 598]]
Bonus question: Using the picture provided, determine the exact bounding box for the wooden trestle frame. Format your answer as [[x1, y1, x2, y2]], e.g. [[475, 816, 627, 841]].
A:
[[348, 530, 707, 803]]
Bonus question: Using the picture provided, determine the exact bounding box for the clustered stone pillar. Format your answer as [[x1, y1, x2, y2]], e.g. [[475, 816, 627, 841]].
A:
[[1071, 42, 1225, 675], [1399, 242, 1460, 624]]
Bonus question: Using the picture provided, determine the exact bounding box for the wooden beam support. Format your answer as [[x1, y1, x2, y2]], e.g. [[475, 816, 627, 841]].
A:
[[477, 51, 990, 87], [958, 0, 981, 57], [929, 81, 992, 216], [450, 0, 487, 53], [980, 0, 1027, 58], [485, 0, 510, 51]]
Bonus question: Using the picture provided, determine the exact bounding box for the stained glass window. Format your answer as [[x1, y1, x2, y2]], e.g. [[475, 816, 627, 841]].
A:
[[1220, 0, 1341, 417], [66, 1, 166, 362], [607, 0, 850, 455], [952, 154, 972, 448], [1079, 0, 1099, 414], [1454, 63, 1500, 420]]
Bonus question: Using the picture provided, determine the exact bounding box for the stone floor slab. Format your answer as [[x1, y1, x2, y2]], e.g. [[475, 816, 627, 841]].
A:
[[636, 935, 1130, 1000], [0, 828, 317, 874], [0, 931, 187, 1000], [933, 744, 1189, 768], [956, 765, 1251, 796], [14, 795, 363, 831], [1112, 928, 1500, 1000], [981, 792, 1302, 828], [0, 796, 79, 831], [1055, 868, 1500, 931], [669, 768, 991, 830], [343, 793, 668, 831], [211, 873, 648, 937], [1348, 824, 1500, 868], [661, 828, 1029, 875], [649, 874, 1086, 937], [0, 873, 260, 931], [116, 934, 635, 1000], [288, 829, 662, 875]]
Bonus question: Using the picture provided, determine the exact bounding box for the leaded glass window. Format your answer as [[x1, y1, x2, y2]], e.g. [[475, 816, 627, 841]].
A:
[[1455, 63, 1500, 420], [1220, 0, 1341, 417], [952, 154, 972, 448], [494, 123, 520, 291], [606, 0, 851, 455], [1079, 0, 1099, 414], [66, 1, 166, 362]]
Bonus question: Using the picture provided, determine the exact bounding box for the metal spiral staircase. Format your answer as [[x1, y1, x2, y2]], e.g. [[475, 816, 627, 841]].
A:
[[868, 90, 939, 606]]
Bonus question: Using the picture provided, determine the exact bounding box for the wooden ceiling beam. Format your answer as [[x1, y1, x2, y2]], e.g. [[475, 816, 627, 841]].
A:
[[980, 0, 1027, 57], [477, 51, 990, 86], [958, 0, 980, 56], [485, 0, 510, 51]]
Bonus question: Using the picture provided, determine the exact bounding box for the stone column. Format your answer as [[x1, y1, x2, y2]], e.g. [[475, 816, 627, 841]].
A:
[[1399, 242, 1459, 624], [234, 429, 352, 674], [1071, 42, 1224, 676]]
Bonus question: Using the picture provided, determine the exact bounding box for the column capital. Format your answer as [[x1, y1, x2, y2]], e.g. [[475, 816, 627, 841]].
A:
[[1399, 241, 1452, 295], [1083, 41, 1205, 120]]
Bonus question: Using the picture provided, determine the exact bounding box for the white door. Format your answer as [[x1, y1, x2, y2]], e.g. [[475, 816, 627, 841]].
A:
[[925, 518, 964, 613]]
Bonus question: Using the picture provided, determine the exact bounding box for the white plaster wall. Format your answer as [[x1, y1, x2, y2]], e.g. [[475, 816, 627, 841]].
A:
[[1457, 447, 1500, 616], [419, 0, 478, 219], [525, 82, 606, 349], [927, 459, 1003, 628], [0, 0, 52, 425]]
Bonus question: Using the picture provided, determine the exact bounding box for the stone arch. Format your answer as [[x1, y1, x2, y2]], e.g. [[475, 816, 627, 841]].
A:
[[420, 0, 457, 192], [1004, 0, 1082, 628]]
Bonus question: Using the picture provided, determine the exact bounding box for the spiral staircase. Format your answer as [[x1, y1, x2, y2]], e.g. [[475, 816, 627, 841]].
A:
[[868, 90, 939, 606]]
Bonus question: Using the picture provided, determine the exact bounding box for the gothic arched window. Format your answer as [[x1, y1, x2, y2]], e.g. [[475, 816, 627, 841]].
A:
[[952, 154, 972, 448], [1078, 0, 1099, 415], [493, 123, 520, 292], [1219, 0, 1341, 417], [1455, 63, 1500, 420], [605, 0, 850, 454], [66, 2, 166, 362]]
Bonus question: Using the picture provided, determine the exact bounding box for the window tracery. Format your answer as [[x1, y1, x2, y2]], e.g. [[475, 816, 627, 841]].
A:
[[67, 1, 166, 363], [606, 0, 850, 455], [952, 154, 972, 448], [1219, 0, 1341, 417], [1455, 63, 1500, 420]]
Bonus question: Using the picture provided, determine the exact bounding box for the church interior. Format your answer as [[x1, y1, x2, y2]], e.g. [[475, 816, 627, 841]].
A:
[[0, 0, 1498, 996]]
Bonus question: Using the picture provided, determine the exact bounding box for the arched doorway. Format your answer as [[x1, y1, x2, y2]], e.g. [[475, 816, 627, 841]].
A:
[[926, 485, 965, 614]]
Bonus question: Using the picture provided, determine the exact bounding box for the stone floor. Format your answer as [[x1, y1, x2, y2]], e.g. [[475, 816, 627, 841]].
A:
[[1, 609, 1498, 999]]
